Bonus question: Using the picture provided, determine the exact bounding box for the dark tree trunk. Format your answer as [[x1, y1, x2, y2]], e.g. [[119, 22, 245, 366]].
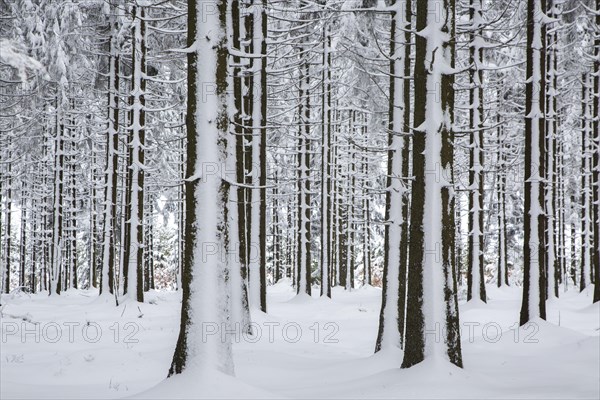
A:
[[520, 0, 547, 326]]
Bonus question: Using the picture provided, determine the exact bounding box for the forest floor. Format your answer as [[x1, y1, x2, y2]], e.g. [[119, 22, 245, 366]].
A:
[[1, 279, 598, 399]]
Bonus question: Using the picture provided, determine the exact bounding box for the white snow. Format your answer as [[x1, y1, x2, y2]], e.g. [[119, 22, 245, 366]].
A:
[[1, 282, 598, 399]]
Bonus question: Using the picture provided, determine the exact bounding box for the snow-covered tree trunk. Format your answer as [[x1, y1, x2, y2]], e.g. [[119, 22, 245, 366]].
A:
[[2, 142, 12, 294], [99, 3, 119, 298], [19, 193, 27, 289], [398, 0, 413, 333], [51, 100, 65, 295], [593, 0, 600, 304], [124, 4, 146, 303], [557, 139, 566, 288], [168, 0, 233, 376], [257, 0, 268, 311], [227, 0, 251, 330], [273, 171, 281, 282], [248, 0, 267, 312], [68, 139, 78, 290], [143, 191, 154, 291], [467, 0, 486, 303], [320, 23, 332, 298], [231, 0, 250, 309], [89, 141, 98, 288], [296, 53, 312, 296], [496, 112, 509, 287], [545, 0, 558, 298], [346, 133, 356, 291], [581, 72, 592, 292], [402, 0, 462, 368], [520, 0, 547, 326], [177, 133, 186, 291], [570, 195, 578, 286], [375, 0, 410, 352]]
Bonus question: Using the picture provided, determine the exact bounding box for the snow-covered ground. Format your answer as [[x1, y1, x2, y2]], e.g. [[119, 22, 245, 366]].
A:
[[1, 280, 598, 399]]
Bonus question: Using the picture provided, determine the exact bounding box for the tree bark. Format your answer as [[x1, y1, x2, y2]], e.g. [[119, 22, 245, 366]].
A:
[[402, 0, 462, 368], [520, 0, 547, 326]]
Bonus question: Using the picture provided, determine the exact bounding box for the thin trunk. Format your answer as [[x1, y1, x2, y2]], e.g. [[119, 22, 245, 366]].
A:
[[545, 0, 557, 298], [100, 8, 119, 299], [375, 0, 409, 352], [467, 0, 486, 303], [593, 0, 600, 303], [19, 193, 26, 289], [581, 73, 591, 291], [296, 54, 312, 296], [320, 23, 332, 298]]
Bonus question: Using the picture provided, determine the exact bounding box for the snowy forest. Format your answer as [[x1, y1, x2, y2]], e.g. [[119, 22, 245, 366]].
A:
[[0, 0, 599, 398]]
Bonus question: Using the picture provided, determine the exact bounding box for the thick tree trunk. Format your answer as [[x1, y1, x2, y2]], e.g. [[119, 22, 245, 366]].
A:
[[402, 0, 462, 368], [520, 0, 547, 326], [169, 0, 233, 376], [124, 4, 146, 302]]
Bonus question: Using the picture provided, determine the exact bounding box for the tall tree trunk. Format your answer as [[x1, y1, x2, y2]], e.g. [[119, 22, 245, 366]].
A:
[[169, 0, 233, 376], [402, 0, 462, 368], [296, 54, 312, 296], [258, 0, 268, 311], [273, 173, 281, 282], [580, 73, 592, 291], [227, 0, 251, 331], [19, 192, 27, 289], [520, 0, 547, 326], [69, 123, 78, 290], [248, 0, 267, 311], [89, 142, 98, 288], [124, 4, 146, 303], [320, 22, 332, 298], [3, 152, 11, 294], [398, 0, 413, 341], [593, 0, 600, 303], [570, 196, 578, 286], [100, 6, 119, 299], [545, 0, 558, 298], [497, 118, 509, 287], [375, 0, 410, 353], [467, 0, 486, 303], [51, 102, 65, 295]]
